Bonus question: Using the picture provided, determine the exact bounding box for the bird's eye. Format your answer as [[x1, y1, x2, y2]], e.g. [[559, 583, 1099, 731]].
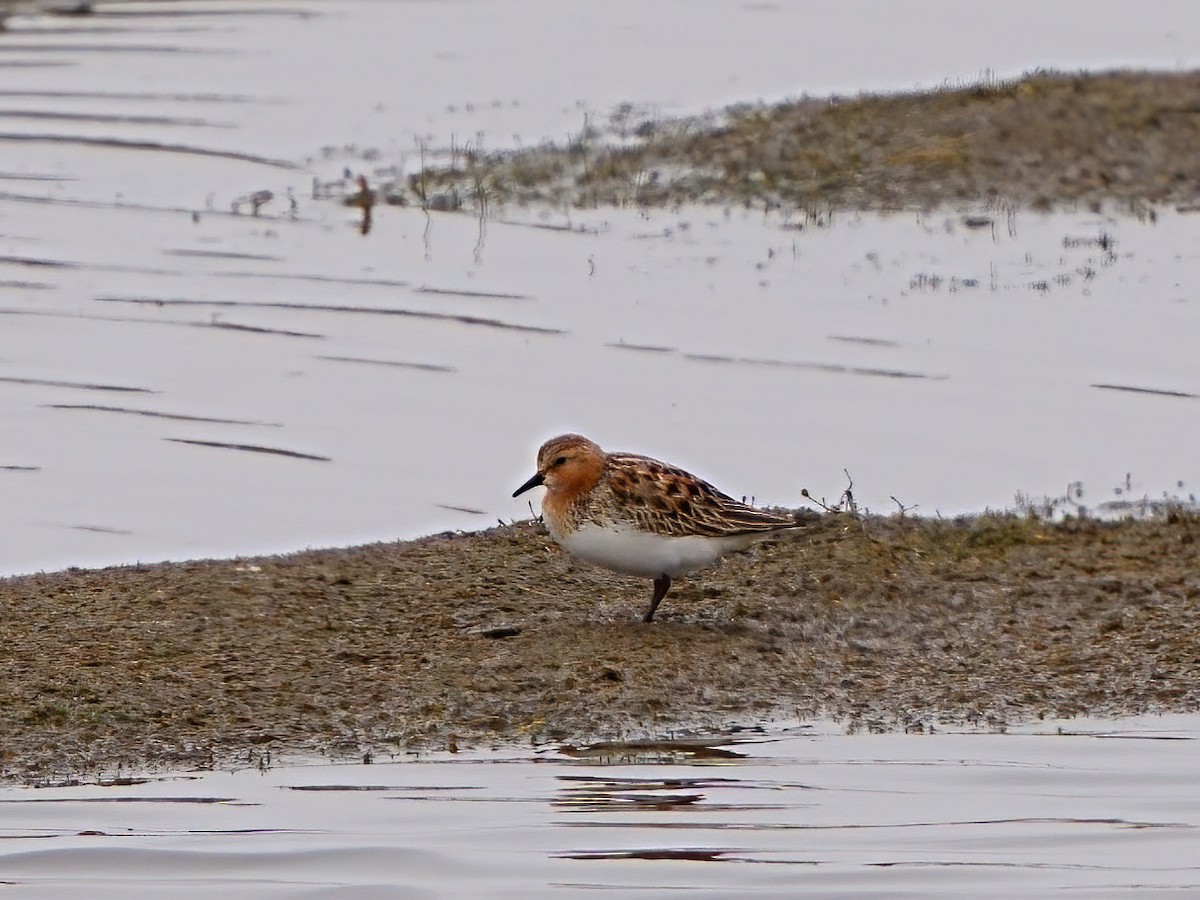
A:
[[553, 455, 567, 467]]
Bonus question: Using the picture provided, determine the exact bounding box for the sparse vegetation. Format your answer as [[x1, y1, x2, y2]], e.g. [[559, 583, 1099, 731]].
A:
[[363, 70, 1200, 214]]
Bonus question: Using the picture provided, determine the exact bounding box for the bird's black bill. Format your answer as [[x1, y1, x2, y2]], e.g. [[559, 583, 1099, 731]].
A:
[[512, 472, 545, 497]]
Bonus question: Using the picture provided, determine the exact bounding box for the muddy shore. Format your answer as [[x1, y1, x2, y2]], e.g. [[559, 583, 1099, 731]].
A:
[[402, 70, 1200, 214], [2, 511, 1197, 781]]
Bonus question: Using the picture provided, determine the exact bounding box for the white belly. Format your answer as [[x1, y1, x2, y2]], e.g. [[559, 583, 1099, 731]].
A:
[[551, 521, 755, 579]]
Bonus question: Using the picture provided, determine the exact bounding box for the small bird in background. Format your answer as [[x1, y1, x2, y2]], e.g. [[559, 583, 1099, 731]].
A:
[[514, 433, 805, 622]]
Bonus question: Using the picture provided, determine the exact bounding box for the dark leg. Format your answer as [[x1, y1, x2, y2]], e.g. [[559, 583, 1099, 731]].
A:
[[644, 575, 672, 623]]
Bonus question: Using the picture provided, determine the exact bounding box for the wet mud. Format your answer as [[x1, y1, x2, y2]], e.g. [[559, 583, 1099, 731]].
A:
[[1, 511, 1197, 782]]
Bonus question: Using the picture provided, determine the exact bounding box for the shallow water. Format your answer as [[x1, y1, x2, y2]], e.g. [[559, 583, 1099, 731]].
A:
[[3, 3, 1200, 574], [0, 715, 1197, 898], [4, 182, 1199, 573]]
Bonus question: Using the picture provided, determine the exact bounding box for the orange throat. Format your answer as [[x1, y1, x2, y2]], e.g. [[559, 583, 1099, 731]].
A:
[[541, 453, 605, 535]]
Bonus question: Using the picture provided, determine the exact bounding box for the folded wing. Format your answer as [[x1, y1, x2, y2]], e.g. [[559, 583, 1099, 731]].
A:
[[604, 453, 799, 538]]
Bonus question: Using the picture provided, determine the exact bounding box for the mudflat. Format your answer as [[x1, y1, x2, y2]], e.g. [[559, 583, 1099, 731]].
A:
[[411, 70, 1200, 213], [2, 511, 1197, 781]]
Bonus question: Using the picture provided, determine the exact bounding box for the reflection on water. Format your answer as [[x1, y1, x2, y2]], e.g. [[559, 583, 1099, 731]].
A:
[[0, 716, 1196, 897]]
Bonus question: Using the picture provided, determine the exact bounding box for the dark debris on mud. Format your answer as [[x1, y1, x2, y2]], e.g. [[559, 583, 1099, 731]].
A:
[[1, 511, 1198, 782]]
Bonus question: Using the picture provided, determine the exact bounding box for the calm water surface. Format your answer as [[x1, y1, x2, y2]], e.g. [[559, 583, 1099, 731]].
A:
[[0, 716, 1197, 898], [2, 2, 1200, 574]]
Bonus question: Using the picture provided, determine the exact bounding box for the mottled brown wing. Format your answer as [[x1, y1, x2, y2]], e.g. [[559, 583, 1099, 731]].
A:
[[605, 453, 798, 538]]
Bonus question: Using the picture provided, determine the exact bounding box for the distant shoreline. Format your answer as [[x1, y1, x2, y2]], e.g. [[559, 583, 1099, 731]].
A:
[[372, 70, 1200, 216]]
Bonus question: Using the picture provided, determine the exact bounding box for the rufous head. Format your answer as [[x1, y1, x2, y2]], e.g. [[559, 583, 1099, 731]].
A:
[[513, 434, 606, 498]]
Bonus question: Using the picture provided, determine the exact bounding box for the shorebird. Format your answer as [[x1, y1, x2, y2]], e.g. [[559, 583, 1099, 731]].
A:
[[513, 433, 804, 622]]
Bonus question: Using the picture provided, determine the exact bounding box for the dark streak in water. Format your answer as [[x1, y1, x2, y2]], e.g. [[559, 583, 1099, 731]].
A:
[[62, 6, 317, 20], [566, 816, 1195, 833], [0, 376, 154, 393], [45, 405, 283, 427], [0, 307, 324, 339], [0, 250, 177, 276], [607, 341, 677, 353], [555, 792, 706, 812], [1, 465, 40, 472], [0, 171, 74, 182], [0, 279, 53, 289], [0, 43, 225, 56], [317, 355, 456, 373], [0, 90, 271, 104], [1092, 383, 1197, 399], [209, 321, 323, 339], [556, 848, 753, 862], [165, 249, 286, 262], [828, 335, 900, 348], [69, 524, 134, 535], [285, 785, 483, 793], [96, 297, 565, 335], [496, 219, 602, 234], [1050, 730, 1196, 741], [0, 134, 296, 169], [553, 774, 804, 814], [216, 271, 411, 288], [0, 254, 75, 269], [3, 797, 236, 804], [0, 61, 73, 69], [556, 775, 798, 791], [0, 23, 173, 38], [63, 827, 315, 838], [0, 189, 278, 221], [684, 353, 941, 380], [165, 439, 331, 462], [867, 860, 1116, 871], [435, 504, 487, 515], [416, 287, 530, 300], [0, 110, 232, 128]]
